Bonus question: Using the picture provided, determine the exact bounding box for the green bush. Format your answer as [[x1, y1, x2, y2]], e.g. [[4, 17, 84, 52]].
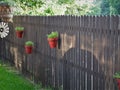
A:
[[25, 41, 34, 46], [15, 26, 24, 31], [113, 72, 120, 78], [47, 31, 58, 38]]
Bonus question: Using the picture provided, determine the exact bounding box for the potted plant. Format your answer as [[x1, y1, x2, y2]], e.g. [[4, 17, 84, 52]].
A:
[[25, 41, 34, 54], [113, 72, 120, 90], [47, 31, 58, 48], [15, 26, 24, 38]]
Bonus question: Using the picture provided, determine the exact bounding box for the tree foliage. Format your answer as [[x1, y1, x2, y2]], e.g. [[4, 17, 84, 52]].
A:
[[0, 0, 119, 15], [101, 0, 120, 15], [101, 0, 110, 15], [0, 0, 101, 15], [109, 0, 120, 14]]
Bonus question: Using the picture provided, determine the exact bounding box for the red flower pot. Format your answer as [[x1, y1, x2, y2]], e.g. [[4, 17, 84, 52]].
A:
[[48, 38, 58, 48], [116, 78, 120, 90], [16, 31, 24, 38], [25, 46, 33, 54]]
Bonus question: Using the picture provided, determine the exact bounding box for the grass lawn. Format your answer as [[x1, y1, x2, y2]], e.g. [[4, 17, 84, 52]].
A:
[[0, 61, 53, 90]]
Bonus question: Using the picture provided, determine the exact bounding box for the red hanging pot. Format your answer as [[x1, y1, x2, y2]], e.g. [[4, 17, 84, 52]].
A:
[[25, 46, 33, 54], [116, 78, 120, 90], [48, 38, 58, 48], [16, 31, 24, 38]]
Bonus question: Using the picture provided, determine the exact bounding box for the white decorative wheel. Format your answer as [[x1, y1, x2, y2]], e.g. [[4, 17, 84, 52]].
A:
[[0, 22, 9, 38]]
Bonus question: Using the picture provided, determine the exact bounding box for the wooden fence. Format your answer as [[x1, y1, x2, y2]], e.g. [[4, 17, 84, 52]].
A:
[[0, 15, 120, 90]]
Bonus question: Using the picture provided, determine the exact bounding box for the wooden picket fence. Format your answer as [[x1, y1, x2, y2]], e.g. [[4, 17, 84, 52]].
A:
[[0, 15, 120, 90]]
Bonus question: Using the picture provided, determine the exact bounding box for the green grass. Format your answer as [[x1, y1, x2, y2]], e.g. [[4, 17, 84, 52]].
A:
[[0, 61, 53, 90]]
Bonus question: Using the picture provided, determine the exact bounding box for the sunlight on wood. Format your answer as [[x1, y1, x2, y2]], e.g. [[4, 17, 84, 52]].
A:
[[61, 33, 76, 56]]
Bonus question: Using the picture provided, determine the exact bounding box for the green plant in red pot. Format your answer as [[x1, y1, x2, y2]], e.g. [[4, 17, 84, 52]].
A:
[[113, 72, 120, 90], [47, 31, 58, 48], [15, 26, 24, 38], [25, 41, 34, 54]]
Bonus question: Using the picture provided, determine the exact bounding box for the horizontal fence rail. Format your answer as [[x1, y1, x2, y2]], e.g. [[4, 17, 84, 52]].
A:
[[0, 15, 120, 90]]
